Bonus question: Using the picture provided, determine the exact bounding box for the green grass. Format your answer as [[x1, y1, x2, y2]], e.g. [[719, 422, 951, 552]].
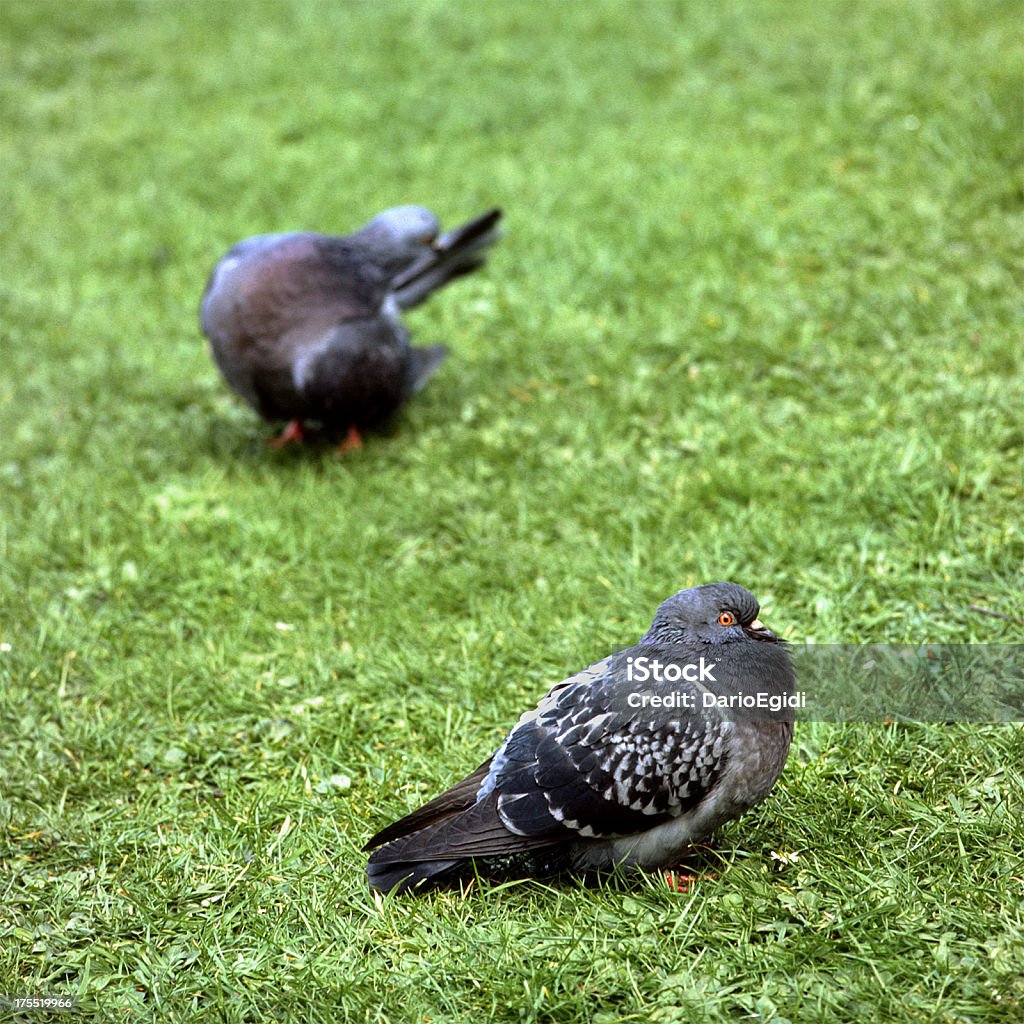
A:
[[1, 0, 1023, 1020]]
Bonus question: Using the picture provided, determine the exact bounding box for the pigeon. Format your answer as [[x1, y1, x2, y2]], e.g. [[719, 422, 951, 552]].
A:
[[365, 581, 796, 893], [199, 205, 502, 448]]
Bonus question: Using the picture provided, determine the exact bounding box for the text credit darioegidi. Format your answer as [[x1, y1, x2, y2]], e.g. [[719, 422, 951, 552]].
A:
[[625, 655, 807, 711]]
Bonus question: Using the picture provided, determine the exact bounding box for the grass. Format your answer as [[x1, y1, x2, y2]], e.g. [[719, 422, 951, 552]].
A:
[[1, 0, 1023, 1020]]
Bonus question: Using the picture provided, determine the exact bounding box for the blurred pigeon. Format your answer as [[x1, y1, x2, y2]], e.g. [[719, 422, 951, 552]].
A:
[[365, 582, 795, 893], [200, 205, 502, 448]]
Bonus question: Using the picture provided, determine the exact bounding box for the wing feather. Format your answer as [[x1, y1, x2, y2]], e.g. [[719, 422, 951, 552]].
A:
[[363, 759, 493, 852], [366, 791, 562, 866], [490, 650, 727, 839]]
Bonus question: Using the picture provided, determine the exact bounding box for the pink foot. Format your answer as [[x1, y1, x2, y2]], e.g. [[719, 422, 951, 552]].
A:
[[337, 425, 363, 453], [664, 871, 696, 893], [266, 420, 305, 448]]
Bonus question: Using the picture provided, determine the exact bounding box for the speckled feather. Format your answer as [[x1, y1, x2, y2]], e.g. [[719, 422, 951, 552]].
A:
[[365, 582, 796, 893]]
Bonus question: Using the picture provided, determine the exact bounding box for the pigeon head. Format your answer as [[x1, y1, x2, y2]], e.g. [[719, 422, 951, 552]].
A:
[[351, 205, 442, 274], [641, 582, 777, 645]]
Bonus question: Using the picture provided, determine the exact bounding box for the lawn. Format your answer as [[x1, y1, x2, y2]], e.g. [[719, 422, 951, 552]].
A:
[[1, 0, 1022, 1021]]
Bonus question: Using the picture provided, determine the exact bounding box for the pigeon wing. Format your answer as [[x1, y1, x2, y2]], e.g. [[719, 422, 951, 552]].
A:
[[363, 759, 493, 852], [492, 655, 728, 840]]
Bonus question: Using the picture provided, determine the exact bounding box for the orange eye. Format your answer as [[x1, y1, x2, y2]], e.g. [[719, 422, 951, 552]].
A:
[[718, 611, 736, 626]]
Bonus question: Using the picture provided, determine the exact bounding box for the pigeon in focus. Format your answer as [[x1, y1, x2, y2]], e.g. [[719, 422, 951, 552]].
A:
[[200, 205, 502, 449], [365, 582, 796, 893]]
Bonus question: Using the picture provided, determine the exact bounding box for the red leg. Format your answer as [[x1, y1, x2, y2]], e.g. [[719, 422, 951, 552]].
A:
[[664, 871, 696, 893], [266, 420, 306, 448], [337, 425, 363, 453], [664, 869, 717, 892]]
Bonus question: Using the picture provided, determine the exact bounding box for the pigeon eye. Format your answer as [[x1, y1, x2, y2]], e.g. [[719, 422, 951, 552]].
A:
[[718, 611, 736, 626]]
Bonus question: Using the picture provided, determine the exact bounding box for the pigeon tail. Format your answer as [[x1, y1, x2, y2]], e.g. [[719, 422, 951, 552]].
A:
[[364, 851, 464, 892], [367, 847, 575, 894], [407, 345, 449, 394], [365, 784, 568, 893], [392, 208, 502, 309], [367, 856, 465, 894]]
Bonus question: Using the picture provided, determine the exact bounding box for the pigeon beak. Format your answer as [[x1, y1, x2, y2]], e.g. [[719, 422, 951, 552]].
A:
[[744, 618, 778, 642]]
